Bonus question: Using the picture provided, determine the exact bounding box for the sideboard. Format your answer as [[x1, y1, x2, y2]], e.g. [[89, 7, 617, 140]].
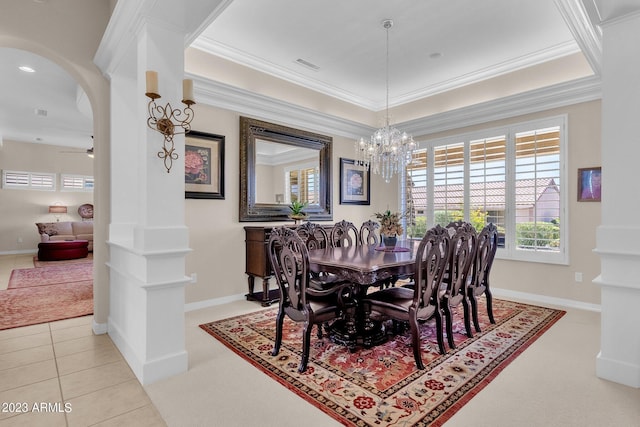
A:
[[244, 224, 333, 306], [244, 226, 281, 306]]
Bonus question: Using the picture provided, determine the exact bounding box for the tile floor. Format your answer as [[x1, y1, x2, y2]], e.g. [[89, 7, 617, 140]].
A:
[[0, 254, 166, 426]]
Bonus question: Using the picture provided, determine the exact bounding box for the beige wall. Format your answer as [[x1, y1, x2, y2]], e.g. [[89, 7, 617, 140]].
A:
[[0, 140, 94, 253], [183, 104, 396, 304]]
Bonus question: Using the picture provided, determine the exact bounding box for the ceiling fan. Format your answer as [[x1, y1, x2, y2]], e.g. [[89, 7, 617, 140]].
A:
[[58, 136, 94, 157], [59, 146, 94, 157]]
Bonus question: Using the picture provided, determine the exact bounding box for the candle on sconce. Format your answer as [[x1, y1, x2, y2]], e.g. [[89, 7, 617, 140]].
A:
[[146, 71, 158, 95], [182, 79, 194, 104]]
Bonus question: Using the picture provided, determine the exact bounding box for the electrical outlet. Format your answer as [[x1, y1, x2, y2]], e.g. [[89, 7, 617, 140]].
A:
[[17, 236, 23, 243], [190, 273, 197, 284], [575, 272, 583, 282]]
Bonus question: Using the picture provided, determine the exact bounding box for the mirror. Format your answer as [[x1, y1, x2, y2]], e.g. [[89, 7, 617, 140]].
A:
[[240, 116, 333, 222]]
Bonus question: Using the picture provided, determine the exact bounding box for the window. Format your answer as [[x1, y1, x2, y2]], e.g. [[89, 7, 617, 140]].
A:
[[61, 174, 94, 192], [406, 116, 566, 264], [285, 165, 319, 205], [2, 170, 56, 190]]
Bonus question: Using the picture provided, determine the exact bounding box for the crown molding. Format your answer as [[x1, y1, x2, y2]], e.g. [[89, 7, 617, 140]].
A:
[[399, 76, 601, 137], [554, 0, 603, 75], [189, 74, 375, 139], [192, 74, 600, 141]]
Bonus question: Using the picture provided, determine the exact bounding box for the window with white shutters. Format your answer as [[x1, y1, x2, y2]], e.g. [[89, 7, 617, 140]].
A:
[[406, 116, 566, 264], [2, 170, 56, 190], [61, 175, 94, 192]]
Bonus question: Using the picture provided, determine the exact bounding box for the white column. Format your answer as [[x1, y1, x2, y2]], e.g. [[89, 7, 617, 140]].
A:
[[107, 20, 190, 385], [594, 5, 640, 388]]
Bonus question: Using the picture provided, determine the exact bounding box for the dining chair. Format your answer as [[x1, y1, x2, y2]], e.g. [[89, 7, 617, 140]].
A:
[[359, 220, 380, 246], [268, 226, 348, 373], [364, 225, 451, 369], [440, 222, 477, 349], [330, 220, 360, 248], [295, 222, 348, 292], [468, 223, 498, 332]]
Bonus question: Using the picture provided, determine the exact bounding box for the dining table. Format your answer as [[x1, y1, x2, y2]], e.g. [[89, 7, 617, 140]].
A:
[[308, 239, 420, 349]]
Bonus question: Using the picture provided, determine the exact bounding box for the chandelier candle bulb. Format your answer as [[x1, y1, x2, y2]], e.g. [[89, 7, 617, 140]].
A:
[[182, 79, 194, 104], [145, 71, 158, 96]]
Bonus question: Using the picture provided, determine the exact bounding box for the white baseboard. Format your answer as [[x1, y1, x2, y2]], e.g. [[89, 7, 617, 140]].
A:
[[184, 293, 246, 312], [184, 289, 601, 313], [492, 287, 601, 312], [0, 249, 37, 256], [92, 320, 108, 335]]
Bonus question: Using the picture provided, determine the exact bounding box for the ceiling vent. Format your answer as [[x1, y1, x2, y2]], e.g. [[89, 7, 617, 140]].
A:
[[295, 58, 320, 71], [35, 108, 48, 117]]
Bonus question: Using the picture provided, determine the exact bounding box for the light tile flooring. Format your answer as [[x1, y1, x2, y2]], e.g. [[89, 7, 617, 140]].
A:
[[0, 254, 166, 426]]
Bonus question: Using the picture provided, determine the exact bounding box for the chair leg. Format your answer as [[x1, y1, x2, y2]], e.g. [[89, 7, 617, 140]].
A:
[[469, 292, 482, 333], [462, 297, 474, 338], [443, 304, 455, 349], [409, 316, 425, 370], [298, 321, 313, 373], [271, 307, 285, 356], [434, 311, 446, 355], [486, 289, 496, 324]]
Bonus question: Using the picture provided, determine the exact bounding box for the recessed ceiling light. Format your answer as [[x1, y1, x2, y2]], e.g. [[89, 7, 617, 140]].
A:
[[429, 52, 443, 60], [19, 66, 36, 73]]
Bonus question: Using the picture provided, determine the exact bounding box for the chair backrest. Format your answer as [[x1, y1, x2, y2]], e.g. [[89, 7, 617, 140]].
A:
[[443, 222, 477, 300], [330, 220, 359, 247], [413, 225, 451, 314], [359, 220, 380, 246], [472, 223, 498, 291], [268, 226, 310, 310], [295, 221, 330, 250]]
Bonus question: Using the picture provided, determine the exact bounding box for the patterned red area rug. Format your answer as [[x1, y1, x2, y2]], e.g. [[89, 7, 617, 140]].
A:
[[33, 253, 92, 268], [0, 281, 93, 330], [200, 299, 564, 426], [8, 264, 92, 289]]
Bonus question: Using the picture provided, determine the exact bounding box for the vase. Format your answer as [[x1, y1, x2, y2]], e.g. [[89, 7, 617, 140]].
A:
[[382, 235, 397, 248]]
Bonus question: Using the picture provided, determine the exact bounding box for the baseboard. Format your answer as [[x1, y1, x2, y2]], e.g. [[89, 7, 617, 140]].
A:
[[92, 319, 108, 335], [184, 293, 246, 312], [0, 249, 37, 255], [596, 351, 640, 388], [108, 316, 188, 385], [491, 287, 601, 312]]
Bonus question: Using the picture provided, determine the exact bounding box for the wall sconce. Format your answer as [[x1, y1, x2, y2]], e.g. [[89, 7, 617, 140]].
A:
[[48, 204, 67, 222], [145, 71, 196, 173]]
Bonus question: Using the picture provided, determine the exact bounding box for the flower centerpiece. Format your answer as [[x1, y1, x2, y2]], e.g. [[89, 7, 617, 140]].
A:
[[373, 210, 404, 248], [289, 200, 308, 221]]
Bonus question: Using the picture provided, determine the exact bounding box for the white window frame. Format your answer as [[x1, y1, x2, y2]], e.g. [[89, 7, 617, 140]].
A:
[[60, 174, 94, 192], [411, 115, 567, 265], [2, 170, 56, 191]]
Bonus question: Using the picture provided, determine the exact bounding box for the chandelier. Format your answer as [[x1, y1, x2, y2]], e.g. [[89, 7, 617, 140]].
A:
[[355, 19, 416, 183]]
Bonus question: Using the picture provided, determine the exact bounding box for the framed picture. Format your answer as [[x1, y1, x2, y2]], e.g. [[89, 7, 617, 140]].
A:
[[340, 157, 370, 205], [577, 167, 601, 202], [185, 130, 225, 199]]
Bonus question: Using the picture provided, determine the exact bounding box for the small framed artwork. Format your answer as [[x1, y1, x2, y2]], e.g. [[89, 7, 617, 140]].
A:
[[185, 130, 225, 199], [577, 167, 601, 202], [340, 157, 370, 205]]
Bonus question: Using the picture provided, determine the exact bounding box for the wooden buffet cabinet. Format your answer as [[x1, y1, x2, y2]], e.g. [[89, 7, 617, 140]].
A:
[[244, 226, 282, 306], [244, 224, 333, 305]]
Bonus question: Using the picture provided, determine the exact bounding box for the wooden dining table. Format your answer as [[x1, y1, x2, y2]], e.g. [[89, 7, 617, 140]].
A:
[[308, 240, 420, 349]]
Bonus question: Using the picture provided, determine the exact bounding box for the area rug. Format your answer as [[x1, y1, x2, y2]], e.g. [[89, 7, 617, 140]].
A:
[[200, 299, 565, 426], [8, 263, 92, 289], [33, 252, 93, 267], [0, 281, 93, 330]]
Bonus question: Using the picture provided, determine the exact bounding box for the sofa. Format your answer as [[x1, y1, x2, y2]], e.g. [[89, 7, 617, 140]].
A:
[[36, 221, 94, 251]]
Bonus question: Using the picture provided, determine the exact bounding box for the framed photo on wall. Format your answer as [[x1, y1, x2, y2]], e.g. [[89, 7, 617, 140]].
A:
[[577, 167, 601, 202], [340, 157, 370, 205], [185, 130, 225, 199]]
